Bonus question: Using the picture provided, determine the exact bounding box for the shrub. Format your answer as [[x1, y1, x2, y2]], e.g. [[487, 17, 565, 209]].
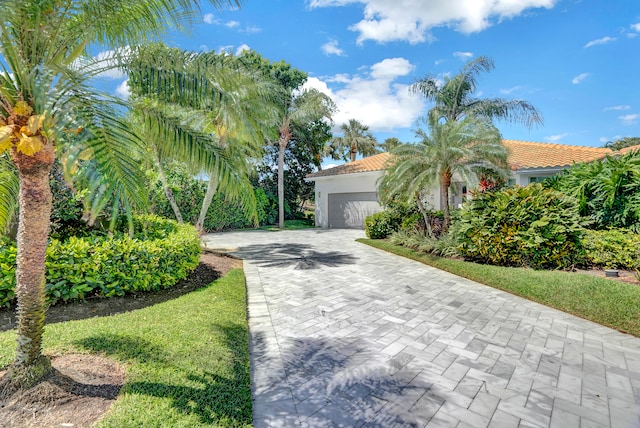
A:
[[452, 184, 586, 269], [582, 229, 640, 270], [0, 215, 201, 307], [365, 211, 396, 239]]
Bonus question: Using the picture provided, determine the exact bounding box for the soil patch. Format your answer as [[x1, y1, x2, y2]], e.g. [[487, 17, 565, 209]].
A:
[[0, 251, 242, 427], [0, 354, 124, 428], [576, 267, 640, 286]]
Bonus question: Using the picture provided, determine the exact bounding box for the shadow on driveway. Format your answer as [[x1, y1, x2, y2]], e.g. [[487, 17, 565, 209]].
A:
[[236, 243, 358, 270]]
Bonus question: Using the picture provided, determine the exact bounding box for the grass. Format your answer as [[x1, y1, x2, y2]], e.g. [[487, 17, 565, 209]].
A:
[[359, 238, 640, 337], [0, 269, 252, 427], [259, 219, 315, 231]]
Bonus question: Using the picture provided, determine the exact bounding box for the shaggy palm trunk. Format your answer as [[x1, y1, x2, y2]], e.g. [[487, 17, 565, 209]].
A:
[[350, 144, 356, 162], [7, 144, 55, 387], [153, 147, 183, 223], [440, 170, 452, 232], [196, 166, 218, 233]]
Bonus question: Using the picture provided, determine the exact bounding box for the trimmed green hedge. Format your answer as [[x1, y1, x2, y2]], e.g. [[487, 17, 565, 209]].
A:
[[583, 229, 640, 270], [0, 215, 201, 307]]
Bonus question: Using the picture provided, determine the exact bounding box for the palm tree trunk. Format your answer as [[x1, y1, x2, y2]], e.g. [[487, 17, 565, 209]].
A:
[[414, 192, 433, 238], [278, 138, 286, 229], [350, 144, 357, 162], [152, 146, 183, 223], [196, 166, 218, 233], [6, 145, 55, 389], [440, 170, 452, 231]]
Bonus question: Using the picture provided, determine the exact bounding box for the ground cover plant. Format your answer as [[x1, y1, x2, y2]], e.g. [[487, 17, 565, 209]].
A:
[[359, 238, 640, 337], [0, 258, 251, 427]]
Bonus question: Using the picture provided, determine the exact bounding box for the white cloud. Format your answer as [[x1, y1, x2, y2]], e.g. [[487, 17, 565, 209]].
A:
[[309, 0, 558, 44], [631, 23, 640, 32], [544, 132, 569, 142], [571, 73, 589, 84], [203, 13, 217, 24], [603, 105, 631, 111], [225, 20, 240, 28], [115, 79, 130, 100], [242, 25, 262, 34], [303, 57, 425, 132], [85, 47, 129, 79], [235, 44, 250, 55], [619, 114, 639, 125], [434, 59, 445, 65], [453, 51, 473, 60], [321, 39, 346, 56], [500, 85, 522, 95], [584, 36, 616, 48]]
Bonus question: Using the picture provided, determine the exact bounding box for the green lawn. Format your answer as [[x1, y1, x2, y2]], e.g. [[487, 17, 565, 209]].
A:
[[359, 238, 640, 337], [0, 269, 252, 427], [259, 219, 315, 231]]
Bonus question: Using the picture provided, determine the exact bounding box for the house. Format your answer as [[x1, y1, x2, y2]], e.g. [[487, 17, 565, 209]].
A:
[[306, 140, 614, 229]]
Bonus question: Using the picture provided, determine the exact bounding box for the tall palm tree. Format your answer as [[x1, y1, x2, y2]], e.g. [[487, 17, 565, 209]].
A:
[[327, 119, 379, 162], [379, 116, 509, 230], [410, 56, 543, 128], [126, 44, 277, 232], [0, 0, 240, 390], [275, 89, 334, 228]]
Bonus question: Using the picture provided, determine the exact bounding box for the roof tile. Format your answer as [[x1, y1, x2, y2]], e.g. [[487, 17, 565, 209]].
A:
[[307, 140, 616, 178]]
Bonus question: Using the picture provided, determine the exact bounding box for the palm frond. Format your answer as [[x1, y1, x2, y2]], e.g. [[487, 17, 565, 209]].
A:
[[0, 155, 18, 235]]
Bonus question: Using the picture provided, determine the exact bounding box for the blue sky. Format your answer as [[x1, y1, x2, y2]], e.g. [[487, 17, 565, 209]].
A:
[[103, 0, 639, 160]]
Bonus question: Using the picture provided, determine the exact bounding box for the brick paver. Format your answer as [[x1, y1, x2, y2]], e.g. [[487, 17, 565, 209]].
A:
[[202, 229, 640, 428]]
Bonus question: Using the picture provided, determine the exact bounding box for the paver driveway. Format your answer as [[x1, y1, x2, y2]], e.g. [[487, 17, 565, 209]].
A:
[[202, 229, 640, 428]]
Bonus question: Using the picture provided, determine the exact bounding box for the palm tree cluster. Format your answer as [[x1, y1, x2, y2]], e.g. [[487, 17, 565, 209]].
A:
[[380, 55, 543, 231]]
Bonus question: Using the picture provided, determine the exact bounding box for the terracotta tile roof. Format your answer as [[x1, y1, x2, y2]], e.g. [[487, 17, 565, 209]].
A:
[[502, 140, 612, 170], [307, 140, 615, 178], [307, 152, 393, 178], [618, 144, 640, 154]]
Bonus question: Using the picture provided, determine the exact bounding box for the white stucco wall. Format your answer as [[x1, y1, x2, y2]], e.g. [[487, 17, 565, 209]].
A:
[[309, 170, 384, 228], [512, 167, 565, 186]]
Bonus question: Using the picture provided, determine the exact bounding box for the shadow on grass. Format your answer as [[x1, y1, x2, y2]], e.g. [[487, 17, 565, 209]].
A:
[[122, 323, 252, 425], [0, 261, 222, 332], [236, 243, 358, 269], [74, 334, 167, 364]]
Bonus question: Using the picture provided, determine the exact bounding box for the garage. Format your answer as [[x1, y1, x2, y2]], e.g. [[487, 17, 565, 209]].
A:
[[306, 153, 390, 229], [328, 192, 381, 229]]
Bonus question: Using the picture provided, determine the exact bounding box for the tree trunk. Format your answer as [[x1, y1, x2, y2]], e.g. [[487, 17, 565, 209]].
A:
[[440, 170, 452, 232], [196, 166, 218, 233], [414, 192, 433, 238], [6, 144, 55, 389], [153, 147, 183, 223], [350, 144, 356, 162], [278, 137, 286, 229]]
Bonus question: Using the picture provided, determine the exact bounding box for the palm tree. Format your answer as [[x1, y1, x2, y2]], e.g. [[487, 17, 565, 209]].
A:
[[327, 119, 379, 162], [0, 0, 240, 390], [126, 44, 276, 232], [275, 89, 334, 228], [379, 116, 509, 230], [410, 56, 543, 128]]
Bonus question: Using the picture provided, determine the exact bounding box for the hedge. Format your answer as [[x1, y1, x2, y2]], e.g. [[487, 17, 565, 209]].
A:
[[0, 215, 201, 307], [583, 229, 640, 270]]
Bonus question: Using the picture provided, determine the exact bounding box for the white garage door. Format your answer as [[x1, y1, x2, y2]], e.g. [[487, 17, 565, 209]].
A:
[[328, 192, 382, 229]]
